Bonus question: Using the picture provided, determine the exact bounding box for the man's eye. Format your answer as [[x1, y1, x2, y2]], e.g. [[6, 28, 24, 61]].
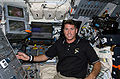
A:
[[71, 28, 74, 30], [65, 28, 68, 30]]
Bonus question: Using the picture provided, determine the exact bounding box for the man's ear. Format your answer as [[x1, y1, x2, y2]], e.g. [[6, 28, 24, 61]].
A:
[[76, 28, 78, 33]]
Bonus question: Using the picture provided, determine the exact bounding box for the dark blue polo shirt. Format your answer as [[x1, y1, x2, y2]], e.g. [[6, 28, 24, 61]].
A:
[[45, 36, 99, 78]]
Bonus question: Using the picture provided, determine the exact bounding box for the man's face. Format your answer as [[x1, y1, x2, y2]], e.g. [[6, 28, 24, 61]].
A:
[[64, 24, 78, 41]]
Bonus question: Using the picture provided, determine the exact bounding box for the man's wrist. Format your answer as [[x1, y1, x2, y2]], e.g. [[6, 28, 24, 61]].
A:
[[86, 74, 96, 79], [28, 55, 34, 62]]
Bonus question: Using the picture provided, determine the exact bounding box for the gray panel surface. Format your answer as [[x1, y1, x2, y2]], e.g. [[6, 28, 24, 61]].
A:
[[0, 28, 26, 79]]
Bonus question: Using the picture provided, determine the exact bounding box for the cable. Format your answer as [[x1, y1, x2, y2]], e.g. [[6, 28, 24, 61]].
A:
[[24, 0, 31, 7], [41, 0, 68, 9], [56, 0, 67, 8]]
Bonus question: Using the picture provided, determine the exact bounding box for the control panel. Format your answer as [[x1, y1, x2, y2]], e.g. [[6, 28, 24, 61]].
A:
[[73, 0, 107, 19], [0, 28, 25, 79]]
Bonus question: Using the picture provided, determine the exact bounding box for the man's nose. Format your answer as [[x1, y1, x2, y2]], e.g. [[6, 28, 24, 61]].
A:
[[68, 29, 71, 33]]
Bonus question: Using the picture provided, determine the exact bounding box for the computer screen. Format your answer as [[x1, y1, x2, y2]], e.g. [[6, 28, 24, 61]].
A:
[[9, 20, 25, 32], [31, 22, 53, 39], [31, 22, 53, 34], [32, 26, 52, 33], [7, 5, 24, 18], [6, 18, 27, 33], [6, 19, 28, 40], [4, 4, 25, 19]]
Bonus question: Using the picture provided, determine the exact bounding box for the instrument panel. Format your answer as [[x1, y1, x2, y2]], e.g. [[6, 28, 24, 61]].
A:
[[0, 28, 26, 79]]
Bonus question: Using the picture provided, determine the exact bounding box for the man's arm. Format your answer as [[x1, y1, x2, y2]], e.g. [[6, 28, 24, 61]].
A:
[[16, 52, 49, 62], [85, 61, 101, 79], [34, 54, 49, 62]]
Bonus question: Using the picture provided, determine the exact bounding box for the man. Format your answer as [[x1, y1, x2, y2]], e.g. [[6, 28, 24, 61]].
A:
[[16, 19, 101, 79]]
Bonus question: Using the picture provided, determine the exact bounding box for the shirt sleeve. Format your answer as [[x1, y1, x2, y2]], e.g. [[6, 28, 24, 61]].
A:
[[45, 41, 58, 59], [85, 40, 99, 64]]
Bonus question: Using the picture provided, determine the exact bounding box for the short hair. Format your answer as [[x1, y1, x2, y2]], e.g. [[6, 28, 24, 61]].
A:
[[60, 19, 82, 38], [63, 19, 77, 29]]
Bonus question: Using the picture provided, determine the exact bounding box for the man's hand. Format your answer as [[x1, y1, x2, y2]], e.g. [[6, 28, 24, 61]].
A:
[[16, 52, 29, 61]]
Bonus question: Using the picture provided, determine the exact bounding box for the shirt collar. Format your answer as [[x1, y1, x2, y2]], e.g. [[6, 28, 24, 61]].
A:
[[63, 35, 80, 45]]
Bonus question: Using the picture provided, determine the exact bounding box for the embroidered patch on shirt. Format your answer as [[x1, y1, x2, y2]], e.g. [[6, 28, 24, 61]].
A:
[[74, 48, 79, 54]]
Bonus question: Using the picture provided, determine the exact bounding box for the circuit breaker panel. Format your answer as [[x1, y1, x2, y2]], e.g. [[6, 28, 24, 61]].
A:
[[0, 28, 25, 79], [73, 0, 107, 19]]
